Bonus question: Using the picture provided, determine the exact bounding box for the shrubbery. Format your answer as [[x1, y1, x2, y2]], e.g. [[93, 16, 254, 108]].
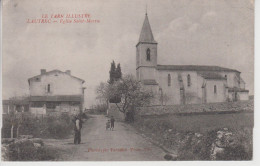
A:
[[4, 140, 58, 161], [2, 113, 75, 139], [133, 114, 253, 160]]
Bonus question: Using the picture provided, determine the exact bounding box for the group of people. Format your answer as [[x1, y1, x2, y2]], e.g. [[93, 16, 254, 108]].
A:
[[72, 114, 116, 145], [106, 116, 115, 131]]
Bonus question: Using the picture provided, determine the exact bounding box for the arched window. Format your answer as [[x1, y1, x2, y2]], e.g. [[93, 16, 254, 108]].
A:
[[47, 84, 51, 93], [146, 48, 150, 61], [214, 85, 217, 94], [168, 74, 171, 86], [225, 75, 227, 79], [187, 74, 191, 87]]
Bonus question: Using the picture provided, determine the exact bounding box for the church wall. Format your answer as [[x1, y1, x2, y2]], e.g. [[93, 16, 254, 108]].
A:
[[218, 71, 240, 88], [156, 71, 180, 105], [238, 92, 249, 101], [197, 76, 205, 103], [156, 70, 201, 105], [205, 80, 226, 103], [180, 71, 200, 104]]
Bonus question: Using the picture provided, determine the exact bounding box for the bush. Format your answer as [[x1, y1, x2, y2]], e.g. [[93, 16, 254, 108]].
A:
[[2, 113, 74, 139], [216, 145, 251, 160], [5, 141, 57, 161]]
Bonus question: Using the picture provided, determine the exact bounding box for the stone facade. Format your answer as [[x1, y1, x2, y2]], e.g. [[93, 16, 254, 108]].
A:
[[136, 14, 249, 105], [28, 69, 85, 114]]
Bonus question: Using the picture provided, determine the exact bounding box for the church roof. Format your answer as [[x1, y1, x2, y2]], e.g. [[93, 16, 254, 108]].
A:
[[156, 65, 240, 73], [138, 14, 157, 44], [228, 87, 249, 92], [198, 72, 226, 80]]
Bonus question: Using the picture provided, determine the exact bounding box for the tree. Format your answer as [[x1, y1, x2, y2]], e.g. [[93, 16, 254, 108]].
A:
[[108, 61, 116, 84], [95, 82, 110, 111], [107, 75, 154, 122], [115, 63, 122, 80], [108, 61, 122, 84]]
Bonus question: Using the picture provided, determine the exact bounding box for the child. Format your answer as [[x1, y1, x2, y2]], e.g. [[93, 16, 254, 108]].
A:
[[106, 120, 110, 130]]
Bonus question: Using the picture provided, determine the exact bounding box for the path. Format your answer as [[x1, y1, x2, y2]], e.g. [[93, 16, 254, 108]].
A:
[[45, 114, 166, 161]]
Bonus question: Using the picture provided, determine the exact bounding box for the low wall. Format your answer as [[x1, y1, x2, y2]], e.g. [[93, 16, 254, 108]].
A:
[[136, 100, 254, 116]]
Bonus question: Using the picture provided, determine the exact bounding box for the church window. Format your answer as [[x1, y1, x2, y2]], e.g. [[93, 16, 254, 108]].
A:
[[187, 74, 191, 87], [146, 48, 150, 61], [47, 84, 51, 93], [168, 74, 171, 86], [214, 85, 217, 94]]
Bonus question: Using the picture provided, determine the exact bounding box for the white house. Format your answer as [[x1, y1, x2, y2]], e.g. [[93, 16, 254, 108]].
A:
[[136, 13, 249, 105], [28, 69, 85, 114]]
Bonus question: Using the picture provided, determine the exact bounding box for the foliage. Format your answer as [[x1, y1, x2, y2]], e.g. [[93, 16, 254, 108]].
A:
[[133, 113, 253, 160], [108, 60, 122, 84], [2, 113, 74, 139], [108, 75, 154, 113], [5, 141, 58, 161], [89, 104, 108, 114]]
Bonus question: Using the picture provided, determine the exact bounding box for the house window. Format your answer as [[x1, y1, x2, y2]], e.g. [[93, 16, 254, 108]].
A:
[[187, 74, 191, 87], [214, 85, 217, 94], [168, 74, 171, 86], [146, 48, 150, 61], [47, 84, 51, 93]]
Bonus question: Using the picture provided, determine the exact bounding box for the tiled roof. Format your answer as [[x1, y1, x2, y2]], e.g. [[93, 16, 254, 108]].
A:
[[198, 72, 226, 80], [138, 14, 157, 44], [142, 79, 158, 85], [156, 65, 240, 73], [29, 95, 83, 102], [2, 99, 29, 105], [28, 70, 85, 83]]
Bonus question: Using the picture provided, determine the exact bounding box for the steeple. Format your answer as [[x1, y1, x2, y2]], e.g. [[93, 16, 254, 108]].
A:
[[138, 13, 157, 43]]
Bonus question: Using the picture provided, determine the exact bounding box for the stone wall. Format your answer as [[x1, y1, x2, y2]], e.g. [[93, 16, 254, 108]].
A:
[[136, 100, 253, 116]]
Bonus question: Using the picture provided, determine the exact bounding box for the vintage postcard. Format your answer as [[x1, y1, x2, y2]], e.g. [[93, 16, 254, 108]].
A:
[[1, 0, 254, 162]]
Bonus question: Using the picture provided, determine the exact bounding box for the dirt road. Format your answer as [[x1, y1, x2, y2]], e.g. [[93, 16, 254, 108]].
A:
[[45, 115, 166, 161]]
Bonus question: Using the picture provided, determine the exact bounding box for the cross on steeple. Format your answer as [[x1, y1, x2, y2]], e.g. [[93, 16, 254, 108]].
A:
[[146, 4, 147, 15]]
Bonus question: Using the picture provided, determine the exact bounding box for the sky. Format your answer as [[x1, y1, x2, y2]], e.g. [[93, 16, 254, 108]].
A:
[[2, 0, 254, 108]]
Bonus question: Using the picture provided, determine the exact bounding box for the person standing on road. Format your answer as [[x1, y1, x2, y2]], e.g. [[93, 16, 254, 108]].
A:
[[73, 114, 82, 144], [110, 116, 115, 131]]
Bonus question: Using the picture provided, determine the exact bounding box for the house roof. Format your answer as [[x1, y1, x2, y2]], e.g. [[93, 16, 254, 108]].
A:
[[198, 72, 226, 80], [28, 70, 85, 83], [142, 79, 158, 85], [138, 14, 157, 44], [29, 95, 82, 102], [2, 99, 29, 105], [156, 65, 240, 73]]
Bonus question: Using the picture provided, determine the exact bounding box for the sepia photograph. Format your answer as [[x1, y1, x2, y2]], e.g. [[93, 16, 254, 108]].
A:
[[1, 0, 254, 162]]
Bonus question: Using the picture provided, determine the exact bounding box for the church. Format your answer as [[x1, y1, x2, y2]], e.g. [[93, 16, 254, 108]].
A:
[[136, 13, 249, 105]]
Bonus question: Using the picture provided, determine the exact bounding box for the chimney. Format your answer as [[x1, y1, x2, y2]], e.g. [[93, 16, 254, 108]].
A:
[[41, 69, 46, 75], [65, 70, 71, 75]]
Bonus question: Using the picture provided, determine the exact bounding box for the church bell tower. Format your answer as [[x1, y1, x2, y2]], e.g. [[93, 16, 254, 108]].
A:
[[136, 12, 158, 81]]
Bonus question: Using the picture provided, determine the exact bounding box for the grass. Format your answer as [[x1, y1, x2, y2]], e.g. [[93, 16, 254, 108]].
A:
[[138, 112, 253, 133]]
